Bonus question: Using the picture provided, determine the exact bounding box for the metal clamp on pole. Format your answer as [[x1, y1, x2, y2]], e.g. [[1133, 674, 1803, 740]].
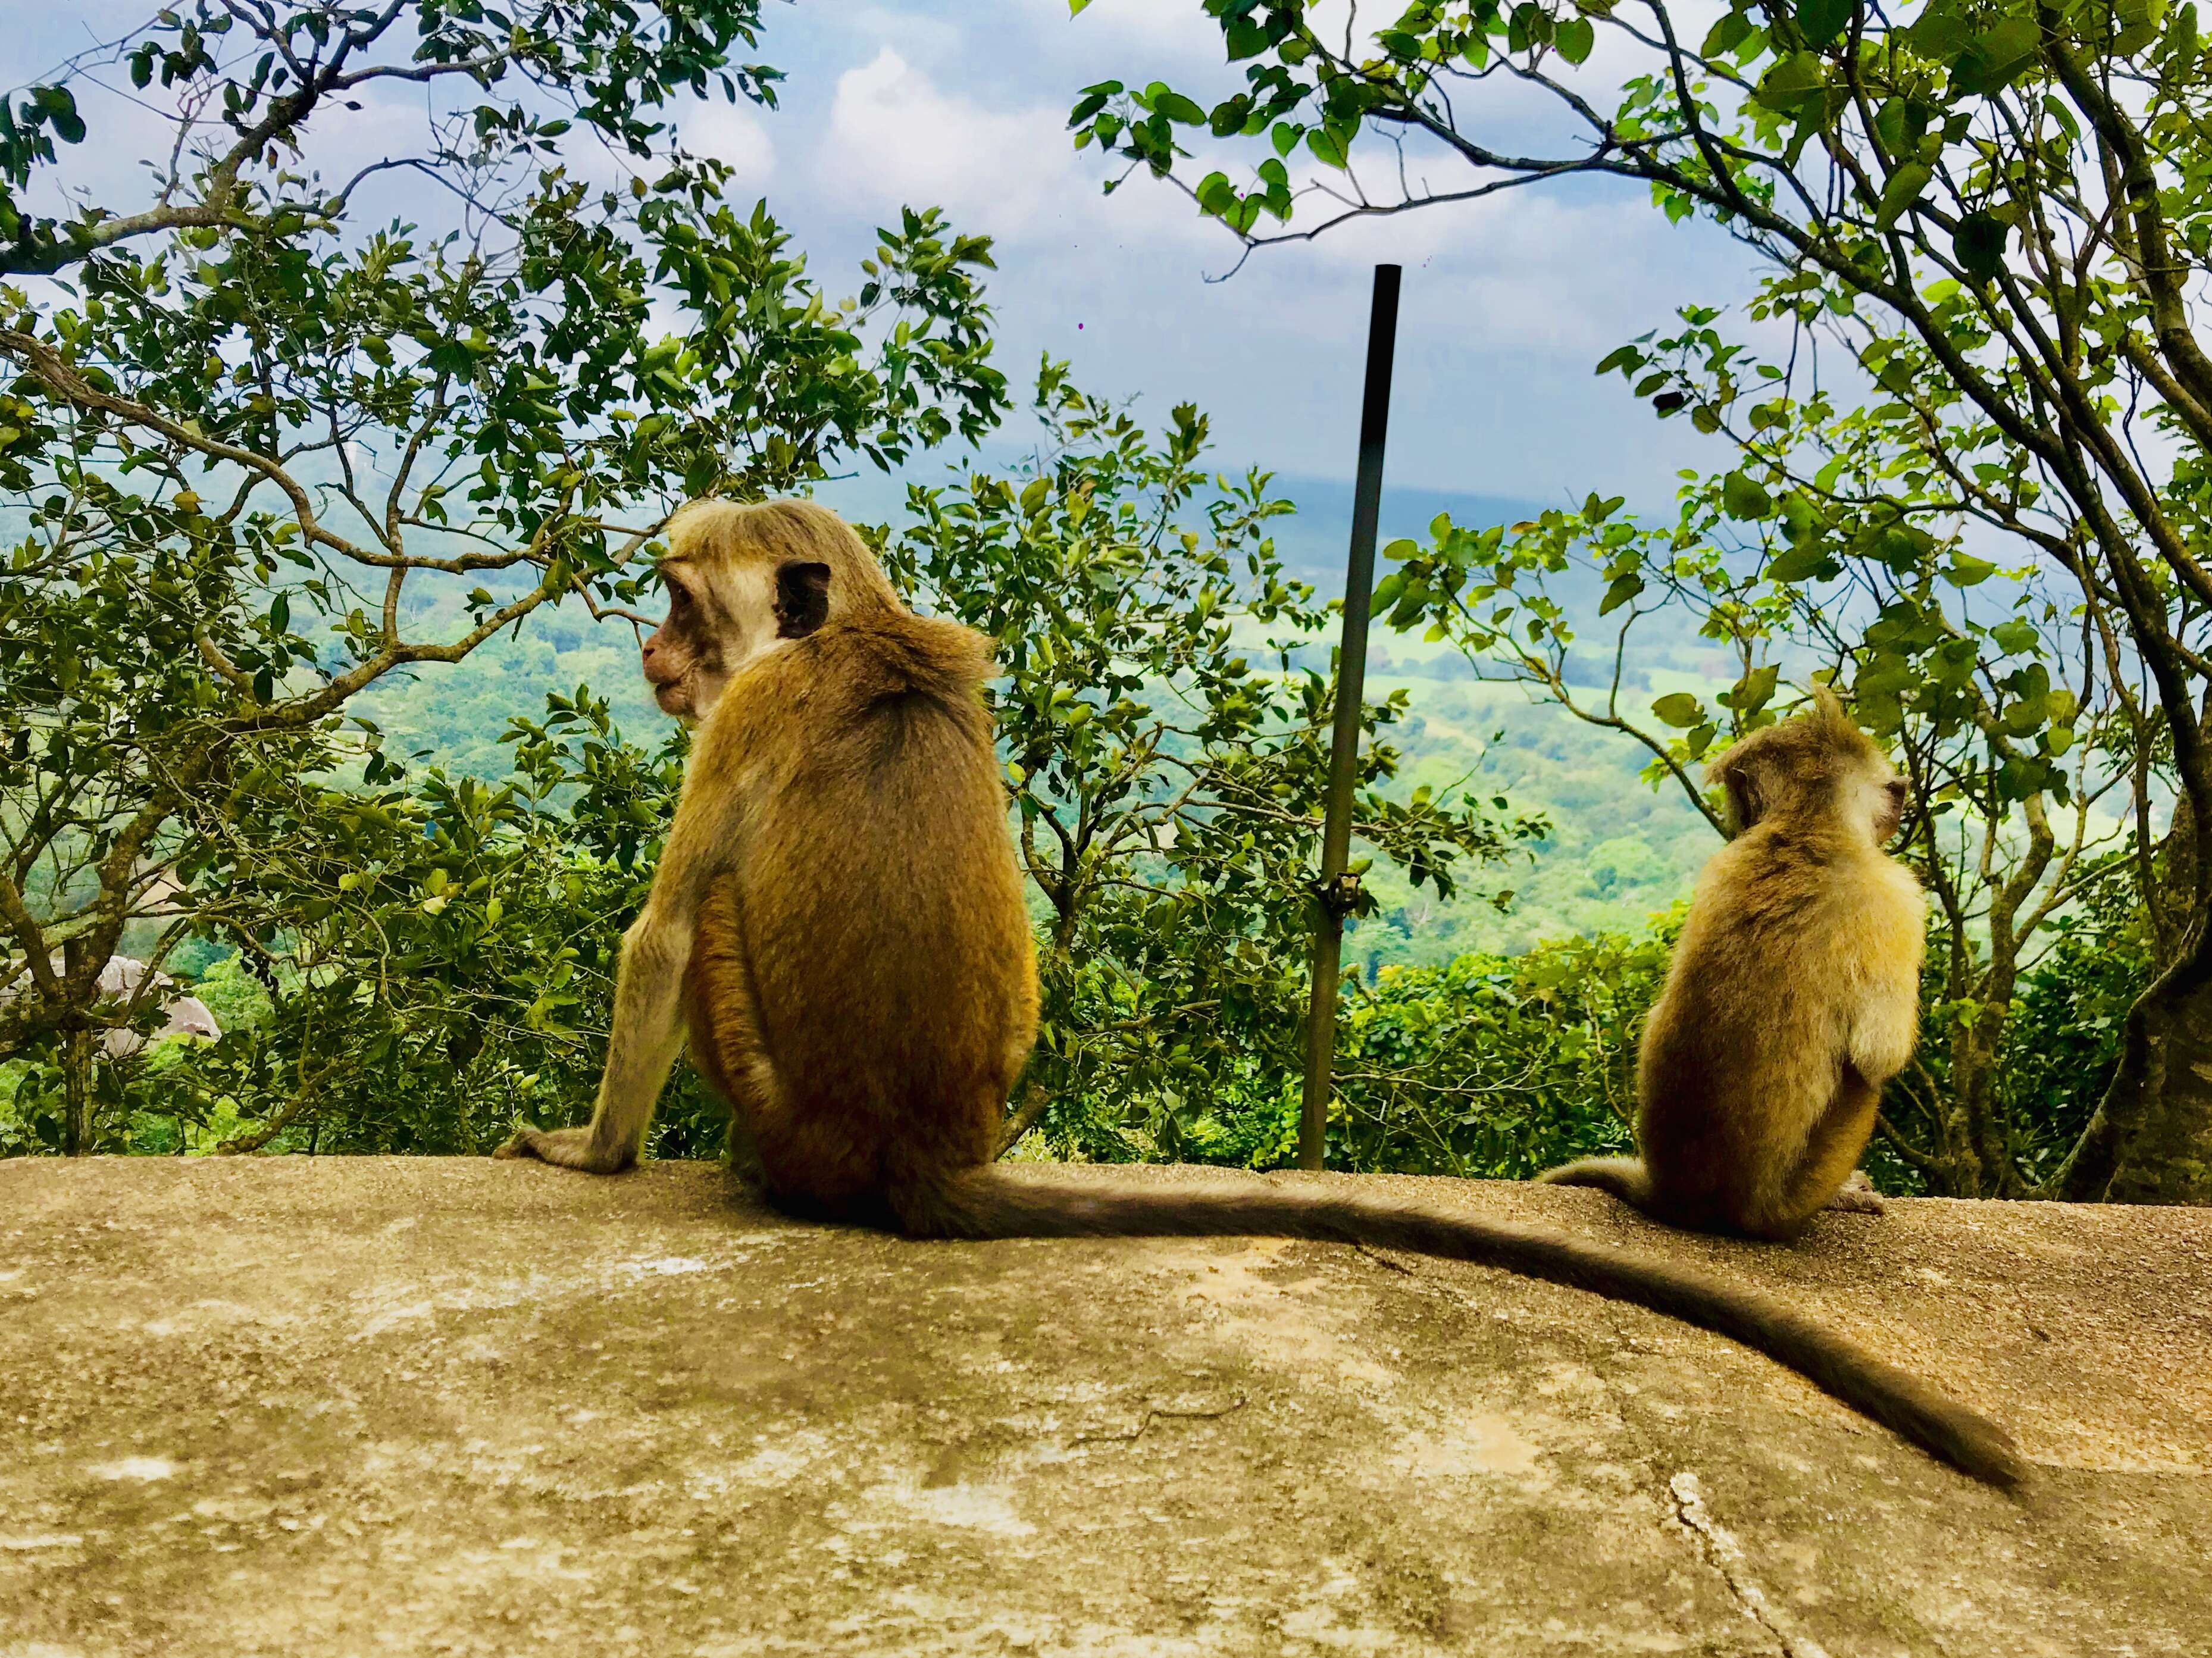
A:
[[1298, 264, 1401, 1172]]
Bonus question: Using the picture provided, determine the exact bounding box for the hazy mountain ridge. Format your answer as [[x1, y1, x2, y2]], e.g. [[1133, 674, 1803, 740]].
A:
[[353, 472, 1719, 963]]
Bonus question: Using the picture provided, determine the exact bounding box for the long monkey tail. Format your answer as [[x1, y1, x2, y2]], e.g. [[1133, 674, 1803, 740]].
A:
[[1535, 1155, 1656, 1203], [895, 1165, 2029, 1490]]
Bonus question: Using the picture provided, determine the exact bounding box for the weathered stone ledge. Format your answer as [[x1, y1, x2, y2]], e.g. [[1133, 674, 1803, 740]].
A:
[[2, 1157, 2207, 1655]]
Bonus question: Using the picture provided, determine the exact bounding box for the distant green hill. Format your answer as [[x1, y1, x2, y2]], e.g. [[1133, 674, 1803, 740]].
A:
[[1351, 670, 1713, 968], [8, 452, 1728, 961], [353, 473, 1721, 966]]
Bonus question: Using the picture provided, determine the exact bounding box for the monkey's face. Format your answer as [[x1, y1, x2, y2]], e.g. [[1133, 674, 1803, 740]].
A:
[[640, 564, 733, 721], [1848, 756, 1913, 845], [640, 555, 836, 722]]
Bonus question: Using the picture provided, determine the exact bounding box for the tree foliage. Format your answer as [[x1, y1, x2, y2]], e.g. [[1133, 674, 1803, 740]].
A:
[[1076, 0, 2212, 1201], [0, 3, 1005, 1150], [880, 363, 1543, 1165], [1375, 376, 2146, 1194]]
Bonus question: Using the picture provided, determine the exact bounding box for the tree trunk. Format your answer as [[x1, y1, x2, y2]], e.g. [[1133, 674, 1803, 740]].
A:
[[61, 1027, 92, 1156], [997, 1079, 1050, 1159], [2061, 930, 2212, 1203], [1948, 1008, 2010, 1199]]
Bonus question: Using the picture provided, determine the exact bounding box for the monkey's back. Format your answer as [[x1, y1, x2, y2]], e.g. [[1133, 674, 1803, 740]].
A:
[[688, 612, 1037, 1210], [1636, 824, 1920, 1217]]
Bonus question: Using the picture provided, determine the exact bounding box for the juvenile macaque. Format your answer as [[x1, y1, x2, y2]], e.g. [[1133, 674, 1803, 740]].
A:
[[1541, 692, 1923, 1240], [500, 502, 2022, 1488]]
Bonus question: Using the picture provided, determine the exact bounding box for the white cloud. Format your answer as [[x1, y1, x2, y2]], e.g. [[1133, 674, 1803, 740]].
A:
[[818, 48, 1080, 240], [831, 3, 967, 60], [781, 23, 1745, 497], [682, 96, 777, 193], [1059, 0, 1228, 58]]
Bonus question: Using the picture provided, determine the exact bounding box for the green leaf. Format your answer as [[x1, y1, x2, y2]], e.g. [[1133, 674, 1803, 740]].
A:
[[1722, 471, 1774, 520], [1945, 553, 1998, 586], [1651, 692, 1706, 728], [1600, 573, 1645, 615], [38, 86, 85, 146], [1798, 0, 1854, 47], [1764, 542, 1835, 583], [1953, 211, 2008, 281], [1951, 17, 2042, 97], [1153, 90, 1207, 125], [1753, 53, 1828, 118], [1556, 17, 1596, 62], [1306, 127, 1349, 168], [1727, 663, 1779, 714], [2114, 0, 2164, 52], [424, 343, 475, 378], [1070, 0, 1092, 14], [1874, 161, 1931, 230], [1704, 10, 1754, 55], [1225, 18, 1275, 58], [1906, 5, 1970, 57]]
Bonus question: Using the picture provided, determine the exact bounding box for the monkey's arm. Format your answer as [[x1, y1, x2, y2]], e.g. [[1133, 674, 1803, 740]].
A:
[[499, 733, 749, 1174], [503, 906, 697, 1172], [1844, 875, 1926, 1085], [1844, 977, 1920, 1084]]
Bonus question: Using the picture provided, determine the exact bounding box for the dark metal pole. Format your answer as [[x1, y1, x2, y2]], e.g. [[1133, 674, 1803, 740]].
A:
[[1299, 264, 1401, 1171]]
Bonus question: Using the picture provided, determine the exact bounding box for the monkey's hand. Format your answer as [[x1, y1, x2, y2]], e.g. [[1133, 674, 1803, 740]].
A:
[[495, 1125, 636, 1175]]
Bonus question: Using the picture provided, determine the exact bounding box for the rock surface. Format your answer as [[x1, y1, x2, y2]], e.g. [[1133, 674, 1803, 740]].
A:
[[1, 1157, 2207, 1657]]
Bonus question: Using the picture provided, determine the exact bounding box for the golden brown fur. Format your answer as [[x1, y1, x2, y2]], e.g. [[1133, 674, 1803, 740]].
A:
[[1541, 692, 1925, 1240], [496, 498, 1036, 1207], [677, 611, 1037, 1229], [499, 504, 2022, 1488]]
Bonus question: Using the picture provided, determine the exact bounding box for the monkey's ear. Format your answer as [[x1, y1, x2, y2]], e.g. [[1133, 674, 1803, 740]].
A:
[[775, 561, 831, 639], [1713, 754, 1764, 836]]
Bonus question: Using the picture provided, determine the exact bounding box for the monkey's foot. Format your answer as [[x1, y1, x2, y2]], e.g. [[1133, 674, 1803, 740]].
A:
[[494, 1125, 634, 1175], [1823, 1171, 1888, 1216], [722, 1121, 769, 1189]]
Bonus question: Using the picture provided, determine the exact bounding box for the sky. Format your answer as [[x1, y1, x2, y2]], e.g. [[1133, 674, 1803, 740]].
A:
[[4, 0, 1765, 523]]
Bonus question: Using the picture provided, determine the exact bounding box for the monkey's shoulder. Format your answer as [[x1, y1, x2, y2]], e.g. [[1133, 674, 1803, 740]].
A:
[[1687, 833, 1922, 943], [806, 612, 993, 699], [1861, 850, 1923, 912], [727, 612, 994, 719]]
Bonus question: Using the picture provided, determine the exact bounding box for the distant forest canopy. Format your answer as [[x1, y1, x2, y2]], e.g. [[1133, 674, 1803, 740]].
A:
[[1, 0, 2201, 1207], [350, 463, 1715, 965]]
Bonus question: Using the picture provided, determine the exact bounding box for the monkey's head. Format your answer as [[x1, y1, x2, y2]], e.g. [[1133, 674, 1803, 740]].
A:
[[642, 499, 903, 720], [1707, 687, 1911, 844]]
